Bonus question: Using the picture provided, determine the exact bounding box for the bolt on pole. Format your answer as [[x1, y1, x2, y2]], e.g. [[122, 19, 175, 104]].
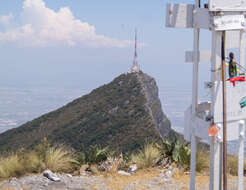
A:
[[221, 31, 227, 190]]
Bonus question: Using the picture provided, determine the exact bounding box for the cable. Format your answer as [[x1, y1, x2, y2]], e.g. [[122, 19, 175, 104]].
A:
[[226, 57, 246, 73]]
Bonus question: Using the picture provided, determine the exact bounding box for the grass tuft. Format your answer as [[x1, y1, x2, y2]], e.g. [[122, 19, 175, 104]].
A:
[[0, 140, 79, 179], [45, 146, 78, 172], [0, 155, 24, 178], [131, 143, 160, 169]]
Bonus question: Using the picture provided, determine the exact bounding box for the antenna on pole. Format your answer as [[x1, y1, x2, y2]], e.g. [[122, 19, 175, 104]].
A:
[[128, 28, 140, 73]]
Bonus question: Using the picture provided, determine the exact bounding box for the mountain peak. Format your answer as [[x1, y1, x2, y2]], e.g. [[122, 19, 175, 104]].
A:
[[0, 72, 176, 153]]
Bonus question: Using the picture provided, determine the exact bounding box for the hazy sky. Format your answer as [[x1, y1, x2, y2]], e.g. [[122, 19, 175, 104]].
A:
[[0, 0, 211, 93]]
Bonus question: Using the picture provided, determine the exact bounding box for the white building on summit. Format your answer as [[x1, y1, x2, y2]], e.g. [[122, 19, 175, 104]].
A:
[[129, 30, 140, 73]]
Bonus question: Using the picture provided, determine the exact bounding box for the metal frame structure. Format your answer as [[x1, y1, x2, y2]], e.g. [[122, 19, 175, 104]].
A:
[[166, 1, 246, 189]]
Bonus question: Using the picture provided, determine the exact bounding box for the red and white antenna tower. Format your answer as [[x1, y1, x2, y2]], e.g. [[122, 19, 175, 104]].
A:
[[129, 29, 140, 73]]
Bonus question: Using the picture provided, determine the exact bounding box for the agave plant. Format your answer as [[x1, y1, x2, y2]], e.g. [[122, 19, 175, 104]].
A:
[[157, 138, 190, 169], [80, 145, 111, 164]]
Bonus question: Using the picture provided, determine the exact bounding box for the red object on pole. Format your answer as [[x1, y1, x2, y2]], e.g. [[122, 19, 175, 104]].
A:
[[208, 124, 219, 136], [228, 76, 245, 87]]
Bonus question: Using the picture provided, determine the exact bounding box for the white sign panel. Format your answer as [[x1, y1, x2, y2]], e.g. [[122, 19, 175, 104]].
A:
[[213, 15, 245, 31], [214, 81, 246, 123], [209, 0, 246, 11], [226, 30, 240, 49], [193, 8, 210, 30], [166, 4, 194, 28], [185, 50, 211, 63]]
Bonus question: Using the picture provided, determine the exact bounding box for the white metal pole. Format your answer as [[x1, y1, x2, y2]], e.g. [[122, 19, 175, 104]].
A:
[[209, 136, 221, 190], [189, 28, 199, 188], [190, 135, 198, 190], [240, 29, 245, 68], [190, 1, 200, 190], [238, 120, 245, 190], [191, 1, 200, 118], [209, 31, 222, 190], [238, 29, 245, 190]]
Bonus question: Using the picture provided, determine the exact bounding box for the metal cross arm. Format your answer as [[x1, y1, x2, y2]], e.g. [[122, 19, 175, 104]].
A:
[[166, 3, 246, 31]]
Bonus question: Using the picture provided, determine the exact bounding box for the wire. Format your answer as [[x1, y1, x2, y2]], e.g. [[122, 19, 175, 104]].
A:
[[226, 57, 246, 73]]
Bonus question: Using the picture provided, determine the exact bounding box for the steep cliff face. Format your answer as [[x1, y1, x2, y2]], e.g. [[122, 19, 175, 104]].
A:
[[137, 73, 174, 139], [0, 72, 176, 153]]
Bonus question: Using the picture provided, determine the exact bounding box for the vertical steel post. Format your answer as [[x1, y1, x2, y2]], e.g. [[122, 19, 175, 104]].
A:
[[238, 120, 245, 190], [209, 31, 221, 190], [238, 29, 245, 190], [221, 31, 227, 190], [189, 2, 200, 189]]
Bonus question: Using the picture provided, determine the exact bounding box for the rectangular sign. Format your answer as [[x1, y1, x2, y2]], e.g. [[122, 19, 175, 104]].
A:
[[185, 50, 211, 63], [214, 81, 246, 123], [193, 8, 210, 30], [209, 0, 246, 11], [166, 4, 194, 28], [226, 30, 240, 49], [213, 14, 245, 31]]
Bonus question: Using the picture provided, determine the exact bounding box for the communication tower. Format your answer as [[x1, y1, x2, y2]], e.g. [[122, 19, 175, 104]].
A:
[[129, 29, 140, 73]]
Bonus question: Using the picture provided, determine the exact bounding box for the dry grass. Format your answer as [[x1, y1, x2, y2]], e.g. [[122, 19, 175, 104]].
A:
[[196, 150, 209, 173], [108, 155, 125, 173], [45, 147, 77, 172], [24, 152, 45, 173], [131, 143, 161, 169], [228, 155, 238, 176], [89, 164, 100, 175], [0, 145, 78, 179], [105, 168, 160, 190], [0, 155, 24, 178], [0, 185, 30, 190]]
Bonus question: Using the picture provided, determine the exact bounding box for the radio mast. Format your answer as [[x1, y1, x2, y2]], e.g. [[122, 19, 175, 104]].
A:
[[129, 29, 140, 73]]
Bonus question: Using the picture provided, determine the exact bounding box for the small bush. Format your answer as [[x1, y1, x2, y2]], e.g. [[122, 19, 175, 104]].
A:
[[131, 143, 161, 169], [0, 155, 24, 178]]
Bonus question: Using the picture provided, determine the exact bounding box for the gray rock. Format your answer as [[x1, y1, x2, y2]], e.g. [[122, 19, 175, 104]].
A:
[[118, 170, 131, 176], [108, 106, 119, 114], [165, 170, 173, 178], [124, 100, 130, 105], [128, 164, 138, 173], [43, 170, 61, 182]]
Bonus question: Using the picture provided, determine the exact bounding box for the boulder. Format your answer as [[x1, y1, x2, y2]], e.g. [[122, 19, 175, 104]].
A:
[[43, 170, 61, 182]]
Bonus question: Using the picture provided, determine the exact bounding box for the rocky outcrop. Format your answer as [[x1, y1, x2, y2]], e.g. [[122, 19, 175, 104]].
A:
[[137, 72, 175, 140]]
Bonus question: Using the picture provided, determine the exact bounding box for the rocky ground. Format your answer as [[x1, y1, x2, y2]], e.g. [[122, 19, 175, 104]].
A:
[[0, 169, 245, 190]]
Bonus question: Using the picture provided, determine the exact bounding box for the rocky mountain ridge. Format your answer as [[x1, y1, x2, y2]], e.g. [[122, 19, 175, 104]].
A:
[[0, 71, 176, 153]]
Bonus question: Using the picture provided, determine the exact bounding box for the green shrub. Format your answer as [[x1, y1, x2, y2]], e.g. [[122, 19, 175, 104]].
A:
[[78, 145, 111, 164], [156, 138, 190, 169]]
